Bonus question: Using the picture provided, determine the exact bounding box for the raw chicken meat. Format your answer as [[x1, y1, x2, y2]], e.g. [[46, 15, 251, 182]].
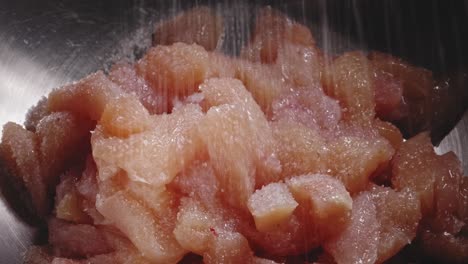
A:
[[0, 6, 465, 264]]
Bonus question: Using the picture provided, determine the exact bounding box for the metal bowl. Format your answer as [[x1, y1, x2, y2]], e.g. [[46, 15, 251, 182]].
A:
[[0, 0, 467, 263]]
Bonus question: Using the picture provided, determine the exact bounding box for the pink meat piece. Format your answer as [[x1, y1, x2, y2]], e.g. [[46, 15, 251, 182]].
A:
[[48, 218, 113, 258], [108, 62, 167, 114], [272, 88, 341, 130]]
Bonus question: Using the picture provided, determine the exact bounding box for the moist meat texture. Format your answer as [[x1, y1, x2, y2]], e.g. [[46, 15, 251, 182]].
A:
[[1, 6, 467, 264]]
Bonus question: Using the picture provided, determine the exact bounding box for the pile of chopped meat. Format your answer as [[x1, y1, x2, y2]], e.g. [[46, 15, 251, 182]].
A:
[[1, 6, 467, 264]]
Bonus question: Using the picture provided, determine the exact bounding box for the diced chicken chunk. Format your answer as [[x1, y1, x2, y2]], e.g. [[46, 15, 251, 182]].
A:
[[241, 7, 316, 64], [240, 211, 318, 256], [324, 192, 380, 264], [271, 120, 330, 178], [127, 182, 179, 236], [372, 119, 403, 150], [428, 151, 464, 234], [24, 97, 50, 132], [235, 61, 287, 116], [199, 78, 280, 208], [199, 104, 255, 208], [271, 88, 341, 130], [96, 191, 186, 263], [369, 51, 434, 137], [170, 161, 219, 206], [458, 177, 468, 223], [92, 104, 204, 186], [36, 112, 92, 186], [286, 174, 352, 238], [108, 62, 165, 114], [247, 182, 298, 232], [203, 231, 254, 264], [368, 185, 421, 263], [75, 157, 104, 223], [47, 71, 120, 121], [136, 43, 210, 107], [48, 218, 113, 258], [322, 51, 375, 122], [253, 257, 283, 264], [275, 43, 323, 88], [173, 198, 221, 255], [372, 69, 405, 121], [391, 132, 438, 215], [24, 246, 53, 264], [328, 130, 394, 193], [100, 95, 152, 138], [0, 122, 48, 216], [55, 173, 90, 224]]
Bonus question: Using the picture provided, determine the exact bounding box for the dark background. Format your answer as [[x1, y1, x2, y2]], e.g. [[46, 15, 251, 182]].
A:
[[1, 0, 468, 75]]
